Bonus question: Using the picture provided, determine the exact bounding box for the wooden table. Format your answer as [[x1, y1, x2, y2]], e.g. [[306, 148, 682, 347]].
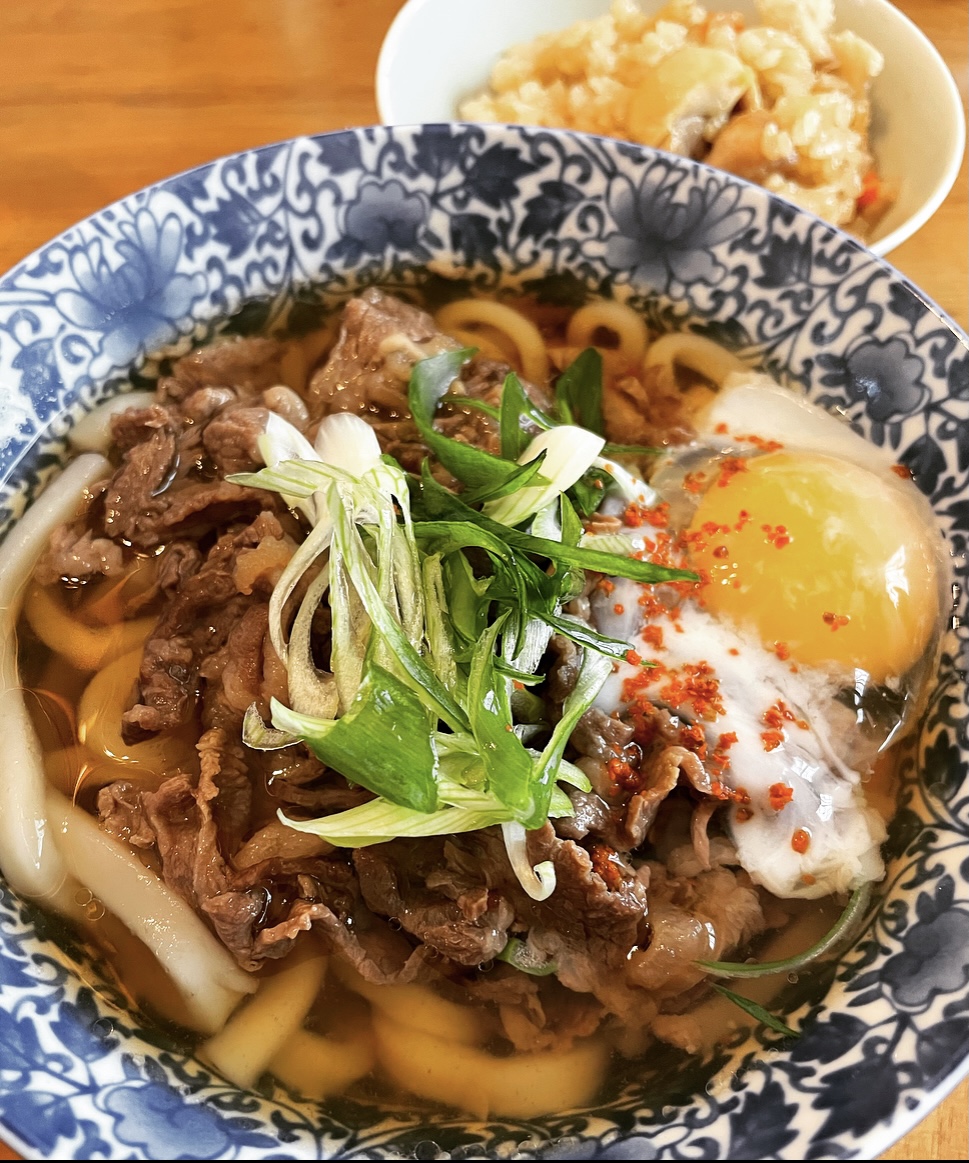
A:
[[0, 1, 965, 1159]]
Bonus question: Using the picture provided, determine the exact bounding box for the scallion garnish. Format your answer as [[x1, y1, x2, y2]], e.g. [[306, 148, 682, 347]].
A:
[[229, 348, 696, 902], [696, 884, 872, 979]]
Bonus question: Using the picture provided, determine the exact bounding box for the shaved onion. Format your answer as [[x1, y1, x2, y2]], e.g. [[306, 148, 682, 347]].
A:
[[484, 425, 605, 528], [501, 821, 555, 901]]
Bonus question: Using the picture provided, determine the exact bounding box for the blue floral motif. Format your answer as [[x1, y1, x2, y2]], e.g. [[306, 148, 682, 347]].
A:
[[842, 336, 927, 422], [604, 160, 753, 290], [53, 209, 206, 369], [883, 907, 969, 1008], [101, 1081, 236, 1159], [331, 179, 428, 263], [0, 123, 967, 1162]]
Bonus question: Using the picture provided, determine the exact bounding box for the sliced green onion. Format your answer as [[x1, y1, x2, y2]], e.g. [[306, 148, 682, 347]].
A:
[[711, 984, 799, 1038], [242, 704, 298, 751], [525, 646, 613, 828], [555, 348, 604, 435], [497, 937, 558, 977], [502, 821, 555, 902], [269, 661, 440, 814], [696, 883, 873, 979], [483, 425, 605, 529]]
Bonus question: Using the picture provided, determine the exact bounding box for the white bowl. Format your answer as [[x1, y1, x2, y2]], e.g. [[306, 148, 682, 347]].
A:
[[376, 0, 966, 256]]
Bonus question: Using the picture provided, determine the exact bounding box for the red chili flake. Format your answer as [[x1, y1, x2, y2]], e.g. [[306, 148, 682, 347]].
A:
[[712, 544, 729, 559], [623, 500, 670, 528], [716, 457, 749, 488], [589, 842, 625, 890], [768, 782, 794, 811], [512, 680, 524, 691], [801, 873, 817, 886], [734, 509, 752, 531], [641, 624, 664, 650], [591, 477, 605, 489], [678, 722, 708, 758], [597, 577, 616, 595], [653, 659, 725, 721], [822, 611, 850, 631], [791, 828, 811, 854], [891, 463, 913, 480], [736, 433, 784, 453], [613, 603, 625, 615], [762, 523, 792, 549], [728, 647, 740, 655], [735, 805, 754, 823], [763, 699, 808, 732], [683, 471, 708, 494], [714, 422, 729, 434], [772, 641, 791, 661], [761, 729, 785, 752], [607, 756, 641, 791], [625, 649, 642, 666], [709, 731, 739, 771]]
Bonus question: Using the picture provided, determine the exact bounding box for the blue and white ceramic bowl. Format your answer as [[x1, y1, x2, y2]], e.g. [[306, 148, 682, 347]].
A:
[[0, 124, 967, 1161]]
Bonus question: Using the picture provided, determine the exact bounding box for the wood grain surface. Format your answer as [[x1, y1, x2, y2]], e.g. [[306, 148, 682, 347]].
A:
[[0, 1, 965, 1159]]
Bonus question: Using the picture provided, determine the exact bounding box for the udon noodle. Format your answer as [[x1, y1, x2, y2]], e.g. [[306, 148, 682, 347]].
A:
[[1, 284, 947, 1116]]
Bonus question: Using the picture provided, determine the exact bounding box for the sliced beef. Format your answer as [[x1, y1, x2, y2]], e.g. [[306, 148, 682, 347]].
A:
[[307, 287, 457, 417], [306, 287, 551, 476], [34, 524, 124, 586], [121, 512, 288, 742], [202, 405, 271, 476], [157, 336, 288, 403], [353, 839, 515, 966]]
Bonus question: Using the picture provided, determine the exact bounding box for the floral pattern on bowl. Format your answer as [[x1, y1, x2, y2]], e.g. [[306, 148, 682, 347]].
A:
[[0, 124, 967, 1160]]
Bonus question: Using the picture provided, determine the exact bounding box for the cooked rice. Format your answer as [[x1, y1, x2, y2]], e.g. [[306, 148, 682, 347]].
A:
[[460, 0, 891, 234]]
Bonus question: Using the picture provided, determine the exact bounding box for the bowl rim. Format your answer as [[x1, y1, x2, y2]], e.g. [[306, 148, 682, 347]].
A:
[[0, 121, 968, 1161], [374, 0, 967, 259]]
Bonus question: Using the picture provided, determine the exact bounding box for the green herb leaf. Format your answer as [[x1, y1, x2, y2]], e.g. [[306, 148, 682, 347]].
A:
[[441, 393, 501, 421], [269, 661, 439, 813], [568, 466, 614, 519], [711, 984, 799, 1038], [408, 350, 522, 490], [555, 348, 604, 434], [460, 454, 549, 506], [542, 611, 637, 662], [414, 472, 697, 587], [697, 884, 872, 979], [467, 613, 535, 822], [497, 937, 559, 976], [500, 371, 552, 459]]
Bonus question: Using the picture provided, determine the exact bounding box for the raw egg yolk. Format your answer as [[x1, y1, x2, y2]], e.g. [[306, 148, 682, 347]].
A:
[[687, 451, 940, 682]]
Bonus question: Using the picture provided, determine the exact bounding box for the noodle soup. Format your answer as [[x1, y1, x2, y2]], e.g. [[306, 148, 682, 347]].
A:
[[6, 283, 947, 1119]]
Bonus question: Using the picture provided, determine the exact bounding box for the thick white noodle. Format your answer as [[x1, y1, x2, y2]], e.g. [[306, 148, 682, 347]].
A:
[[435, 299, 549, 384], [643, 332, 747, 386], [68, 391, 157, 452], [201, 945, 326, 1086], [0, 454, 109, 906], [47, 791, 256, 1033], [565, 300, 649, 364]]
